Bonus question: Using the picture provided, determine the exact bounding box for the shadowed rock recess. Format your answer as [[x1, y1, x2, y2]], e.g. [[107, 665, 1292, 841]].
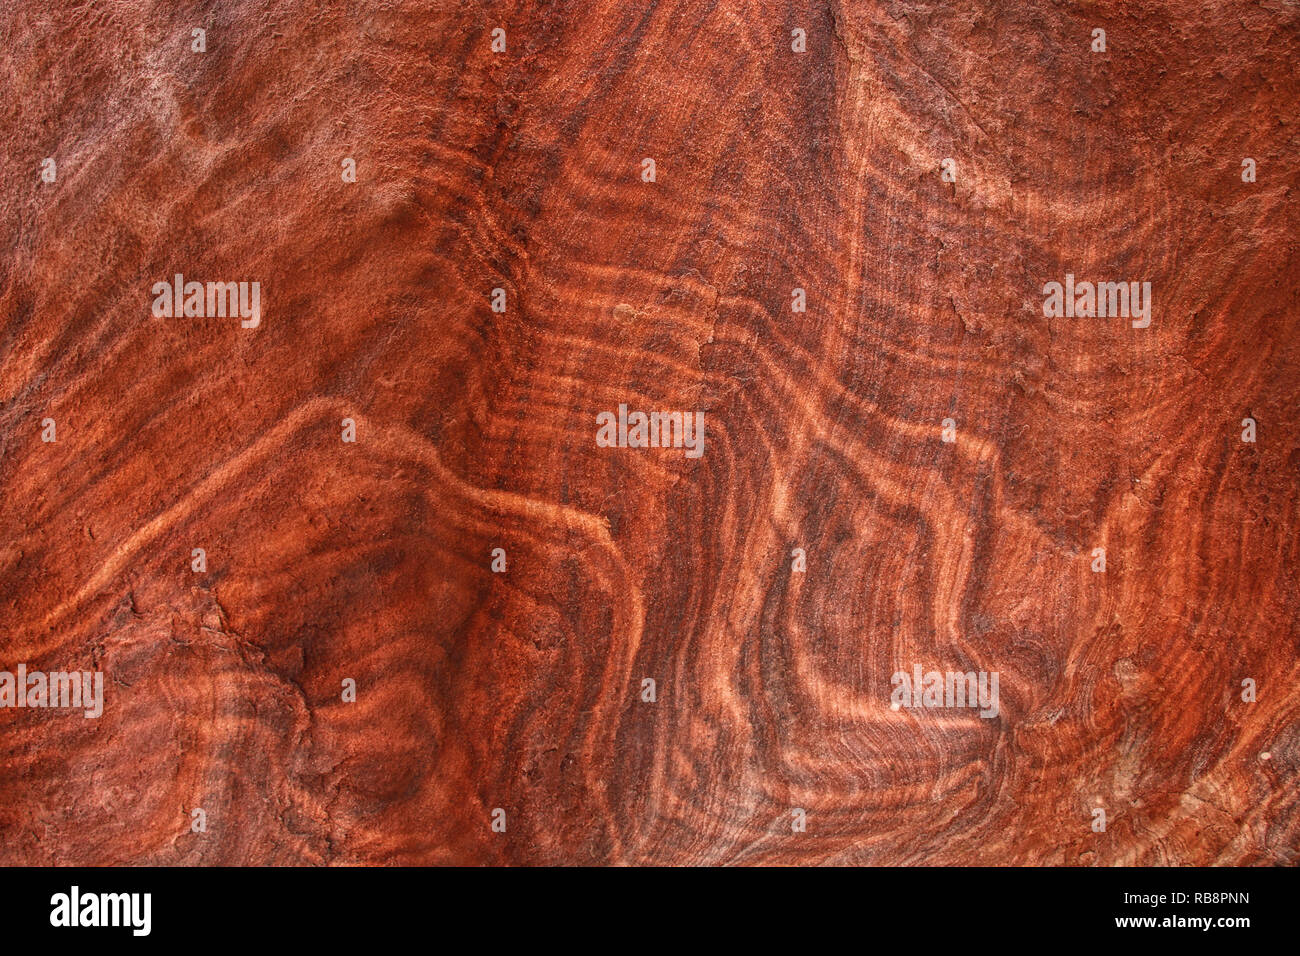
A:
[[0, 1, 1297, 866]]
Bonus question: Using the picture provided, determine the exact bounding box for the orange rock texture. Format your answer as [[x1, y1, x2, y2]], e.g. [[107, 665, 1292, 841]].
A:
[[0, 1, 1297, 865]]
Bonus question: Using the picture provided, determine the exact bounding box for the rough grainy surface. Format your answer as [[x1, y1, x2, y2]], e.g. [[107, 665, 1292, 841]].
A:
[[0, 0, 1297, 866]]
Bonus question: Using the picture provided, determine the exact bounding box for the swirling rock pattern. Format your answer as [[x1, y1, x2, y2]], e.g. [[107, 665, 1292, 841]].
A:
[[1, 0, 1297, 865]]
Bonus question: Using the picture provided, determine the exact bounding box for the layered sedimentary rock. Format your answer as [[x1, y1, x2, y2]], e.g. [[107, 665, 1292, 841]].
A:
[[0, 1, 1297, 865]]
